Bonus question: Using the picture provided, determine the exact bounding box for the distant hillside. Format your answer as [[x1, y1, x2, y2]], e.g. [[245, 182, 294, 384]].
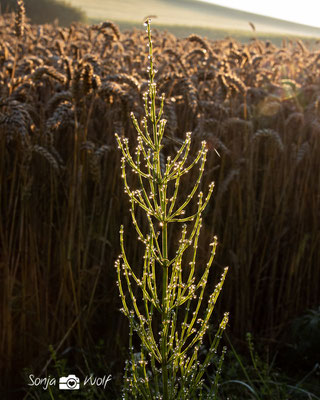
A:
[[66, 0, 320, 39], [0, 0, 86, 26]]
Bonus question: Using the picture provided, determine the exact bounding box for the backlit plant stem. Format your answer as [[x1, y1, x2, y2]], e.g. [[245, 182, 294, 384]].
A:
[[115, 19, 229, 400]]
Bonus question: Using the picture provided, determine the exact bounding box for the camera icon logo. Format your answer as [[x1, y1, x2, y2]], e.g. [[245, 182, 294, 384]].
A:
[[59, 374, 80, 390]]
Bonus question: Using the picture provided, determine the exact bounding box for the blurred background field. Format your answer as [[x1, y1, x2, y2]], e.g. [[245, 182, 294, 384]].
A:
[[0, 1, 320, 398]]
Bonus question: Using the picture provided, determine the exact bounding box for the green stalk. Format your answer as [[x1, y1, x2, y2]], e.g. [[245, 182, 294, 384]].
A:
[[161, 221, 169, 400], [115, 19, 228, 399]]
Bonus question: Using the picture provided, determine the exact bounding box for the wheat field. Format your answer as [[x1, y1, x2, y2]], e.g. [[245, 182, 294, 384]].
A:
[[0, 9, 319, 389]]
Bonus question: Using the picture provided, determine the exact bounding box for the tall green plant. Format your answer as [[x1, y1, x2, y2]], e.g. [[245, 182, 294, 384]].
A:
[[115, 19, 229, 400]]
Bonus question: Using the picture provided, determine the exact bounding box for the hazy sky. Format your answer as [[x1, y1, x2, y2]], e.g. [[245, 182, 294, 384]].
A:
[[201, 0, 320, 28]]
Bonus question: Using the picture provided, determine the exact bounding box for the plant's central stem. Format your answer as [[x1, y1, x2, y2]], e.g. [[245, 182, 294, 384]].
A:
[[161, 221, 169, 400]]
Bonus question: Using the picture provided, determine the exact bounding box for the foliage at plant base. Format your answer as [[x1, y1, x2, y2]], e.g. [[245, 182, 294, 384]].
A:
[[22, 335, 320, 400], [217, 333, 320, 400], [283, 307, 320, 370], [0, 0, 86, 25]]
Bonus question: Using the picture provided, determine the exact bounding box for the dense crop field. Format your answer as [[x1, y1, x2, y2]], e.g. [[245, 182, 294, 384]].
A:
[[0, 7, 319, 395]]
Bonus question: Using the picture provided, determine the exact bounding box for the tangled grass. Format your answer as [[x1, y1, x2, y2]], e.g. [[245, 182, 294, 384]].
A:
[[0, 10, 319, 389]]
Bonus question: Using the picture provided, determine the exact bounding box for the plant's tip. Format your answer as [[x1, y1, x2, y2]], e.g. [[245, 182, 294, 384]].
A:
[[143, 15, 157, 25], [221, 313, 229, 328], [210, 239, 217, 246], [201, 140, 207, 148]]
